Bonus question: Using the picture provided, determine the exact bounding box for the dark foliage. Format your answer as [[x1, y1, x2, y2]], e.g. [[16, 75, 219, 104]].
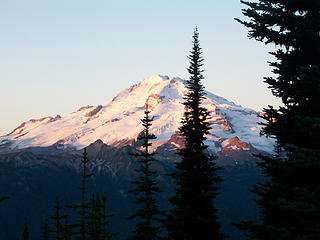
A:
[[68, 148, 93, 240], [236, 1, 320, 239], [22, 219, 29, 240], [236, 0, 320, 149], [50, 198, 67, 240], [0, 143, 263, 240], [88, 193, 117, 240], [41, 214, 50, 240], [167, 27, 225, 240], [63, 218, 72, 240], [65, 148, 117, 240], [128, 108, 163, 240]]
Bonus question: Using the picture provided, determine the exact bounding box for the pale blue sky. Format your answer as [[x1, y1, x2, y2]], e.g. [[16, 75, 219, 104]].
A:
[[0, 0, 281, 135]]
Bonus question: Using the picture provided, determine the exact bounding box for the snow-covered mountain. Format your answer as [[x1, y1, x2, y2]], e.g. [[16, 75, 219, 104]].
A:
[[0, 74, 275, 154]]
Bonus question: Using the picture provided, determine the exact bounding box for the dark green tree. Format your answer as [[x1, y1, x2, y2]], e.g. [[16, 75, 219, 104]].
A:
[[236, 1, 320, 239], [88, 194, 117, 240], [41, 214, 50, 240], [63, 218, 72, 240], [128, 107, 163, 240], [88, 193, 100, 240], [68, 148, 92, 240], [68, 148, 116, 240], [167, 27, 225, 240], [236, 0, 320, 148], [22, 219, 29, 240], [50, 198, 67, 240], [100, 195, 117, 240], [78, 148, 92, 240]]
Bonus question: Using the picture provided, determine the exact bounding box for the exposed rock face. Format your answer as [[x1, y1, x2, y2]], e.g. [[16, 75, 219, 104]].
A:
[[145, 94, 164, 111], [29, 117, 51, 123], [77, 105, 94, 111], [85, 105, 103, 117], [110, 138, 136, 148], [50, 115, 62, 122], [209, 116, 233, 132], [167, 133, 185, 149], [9, 123, 26, 135], [220, 137, 252, 156], [53, 139, 68, 149]]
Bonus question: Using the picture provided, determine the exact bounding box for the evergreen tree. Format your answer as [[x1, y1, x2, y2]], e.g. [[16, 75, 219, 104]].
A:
[[101, 195, 110, 240], [50, 198, 67, 240], [88, 193, 104, 240], [63, 218, 72, 240], [236, 0, 320, 149], [68, 148, 116, 240], [22, 219, 29, 240], [236, 1, 320, 239], [69, 148, 92, 240], [128, 107, 163, 240], [88, 193, 100, 240], [88, 194, 117, 240], [79, 148, 92, 240], [167, 27, 225, 240], [41, 214, 50, 240]]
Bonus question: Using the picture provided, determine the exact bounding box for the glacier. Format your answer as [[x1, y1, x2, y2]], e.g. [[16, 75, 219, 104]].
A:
[[0, 74, 275, 154]]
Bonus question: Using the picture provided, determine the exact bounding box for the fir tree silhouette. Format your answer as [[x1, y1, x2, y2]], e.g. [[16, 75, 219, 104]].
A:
[[68, 148, 93, 240], [22, 219, 29, 240], [128, 106, 163, 240], [236, 1, 320, 239], [50, 197, 67, 240], [41, 214, 50, 240], [167, 27, 225, 240]]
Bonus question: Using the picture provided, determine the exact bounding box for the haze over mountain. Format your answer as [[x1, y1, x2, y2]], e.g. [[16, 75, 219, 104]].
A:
[[0, 74, 275, 155]]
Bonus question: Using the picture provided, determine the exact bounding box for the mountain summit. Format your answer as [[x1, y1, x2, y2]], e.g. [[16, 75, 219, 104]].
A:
[[0, 74, 275, 154]]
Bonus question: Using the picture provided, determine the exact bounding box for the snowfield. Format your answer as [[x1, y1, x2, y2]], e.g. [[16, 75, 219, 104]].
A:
[[0, 74, 275, 154]]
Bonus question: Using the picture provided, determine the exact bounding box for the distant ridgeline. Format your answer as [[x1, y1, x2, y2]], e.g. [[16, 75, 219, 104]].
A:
[[0, 139, 263, 240]]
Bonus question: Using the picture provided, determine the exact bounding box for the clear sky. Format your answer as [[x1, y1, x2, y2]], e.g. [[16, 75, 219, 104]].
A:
[[0, 0, 281, 136]]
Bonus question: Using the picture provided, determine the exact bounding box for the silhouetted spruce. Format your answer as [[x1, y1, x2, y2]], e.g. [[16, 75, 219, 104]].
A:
[[22, 219, 29, 240], [101, 195, 109, 240], [88, 193, 100, 240], [166, 27, 225, 240], [63, 218, 72, 240], [50, 197, 67, 240], [41, 214, 50, 240], [88, 193, 104, 240], [88, 193, 117, 240], [128, 107, 163, 240], [68, 148, 93, 240], [236, 1, 320, 239], [67, 148, 116, 240]]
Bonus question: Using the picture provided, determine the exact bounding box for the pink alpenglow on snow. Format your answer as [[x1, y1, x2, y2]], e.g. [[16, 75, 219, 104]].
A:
[[0, 75, 275, 154]]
